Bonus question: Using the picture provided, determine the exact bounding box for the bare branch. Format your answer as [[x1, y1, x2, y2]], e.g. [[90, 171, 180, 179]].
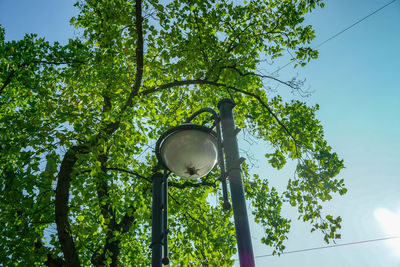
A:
[[220, 65, 300, 90], [221, 85, 299, 156]]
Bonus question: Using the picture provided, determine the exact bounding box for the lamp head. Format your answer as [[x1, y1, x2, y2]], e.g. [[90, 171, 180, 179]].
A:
[[156, 124, 218, 180]]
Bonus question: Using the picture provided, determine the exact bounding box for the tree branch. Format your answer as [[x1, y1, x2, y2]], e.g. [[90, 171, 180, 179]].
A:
[[91, 153, 121, 267], [219, 84, 299, 156], [169, 180, 216, 189], [96, 154, 113, 226], [224, 19, 259, 55], [140, 78, 298, 155], [192, 7, 209, 63], [0, 69, 16, 96], [91, 159, 139, 267], [80, 167, 152, 183], [116, 205, 137, 234], [34, 240, 65, 267], [0, 60, 84, 97], [106, 167, 152, 183], [168, 192, 207, 228], [55, 145, 87, 267], [120, 0, 144, 113], [106, 166, 215, 189], [220, 65, 300, 90], [99, 0, 144, 137], [139, 79, 214, 96], [107, 166, 217, 191]]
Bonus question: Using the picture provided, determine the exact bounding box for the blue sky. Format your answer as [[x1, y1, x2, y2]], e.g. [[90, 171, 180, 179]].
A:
[[245, 0, 400, 266], [1, 0, 399, 266]]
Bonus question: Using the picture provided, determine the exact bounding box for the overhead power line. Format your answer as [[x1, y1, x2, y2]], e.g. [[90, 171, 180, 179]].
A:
[[253, 236, 400, 259], [272, 0, 397, 74], [314, 0, 397, 49]]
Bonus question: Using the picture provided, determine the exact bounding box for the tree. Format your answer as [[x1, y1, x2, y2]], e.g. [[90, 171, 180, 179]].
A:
[[0, 0, 346, 266]]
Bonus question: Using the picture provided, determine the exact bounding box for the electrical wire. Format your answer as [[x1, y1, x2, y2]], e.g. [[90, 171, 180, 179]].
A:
[[314, 0, 397, 49], [252, 236, 400, 259], [272, 0, 397, 74]]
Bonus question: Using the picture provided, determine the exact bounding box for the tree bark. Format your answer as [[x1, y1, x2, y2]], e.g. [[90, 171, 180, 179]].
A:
[[55, 146, 84, 267]]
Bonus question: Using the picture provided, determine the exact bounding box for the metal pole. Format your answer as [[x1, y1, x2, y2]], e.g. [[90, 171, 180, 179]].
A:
[[151, 172, 163, 267], [162, 169, 169, 265], [218, 98, 255, 267]]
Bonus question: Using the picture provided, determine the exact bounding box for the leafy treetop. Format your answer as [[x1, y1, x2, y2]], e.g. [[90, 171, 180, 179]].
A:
[[0, 0, 345, 266]]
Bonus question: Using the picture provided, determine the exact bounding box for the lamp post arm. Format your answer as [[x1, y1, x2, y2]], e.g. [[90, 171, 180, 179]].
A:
[[185, 107, 218, 124], [186, 108, 230, 210]]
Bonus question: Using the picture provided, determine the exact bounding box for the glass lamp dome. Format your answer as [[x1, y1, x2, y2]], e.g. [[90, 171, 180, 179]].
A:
[[158, 124, 218, 180]]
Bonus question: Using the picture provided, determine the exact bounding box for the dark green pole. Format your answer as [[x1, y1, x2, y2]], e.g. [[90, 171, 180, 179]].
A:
[[151, 172, 163, 267], [218, 98, 255, 267]]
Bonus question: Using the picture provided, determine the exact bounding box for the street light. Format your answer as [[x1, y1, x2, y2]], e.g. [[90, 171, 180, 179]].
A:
[[151, 98, 255, 267], [158, 124, 219, 179]]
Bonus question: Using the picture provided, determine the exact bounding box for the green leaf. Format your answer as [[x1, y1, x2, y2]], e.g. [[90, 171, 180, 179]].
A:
[[0, 0, 345, 265]]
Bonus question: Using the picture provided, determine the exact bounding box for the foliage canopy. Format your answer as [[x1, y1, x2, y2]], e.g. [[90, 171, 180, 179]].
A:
[[0, 0, 345, 266]]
